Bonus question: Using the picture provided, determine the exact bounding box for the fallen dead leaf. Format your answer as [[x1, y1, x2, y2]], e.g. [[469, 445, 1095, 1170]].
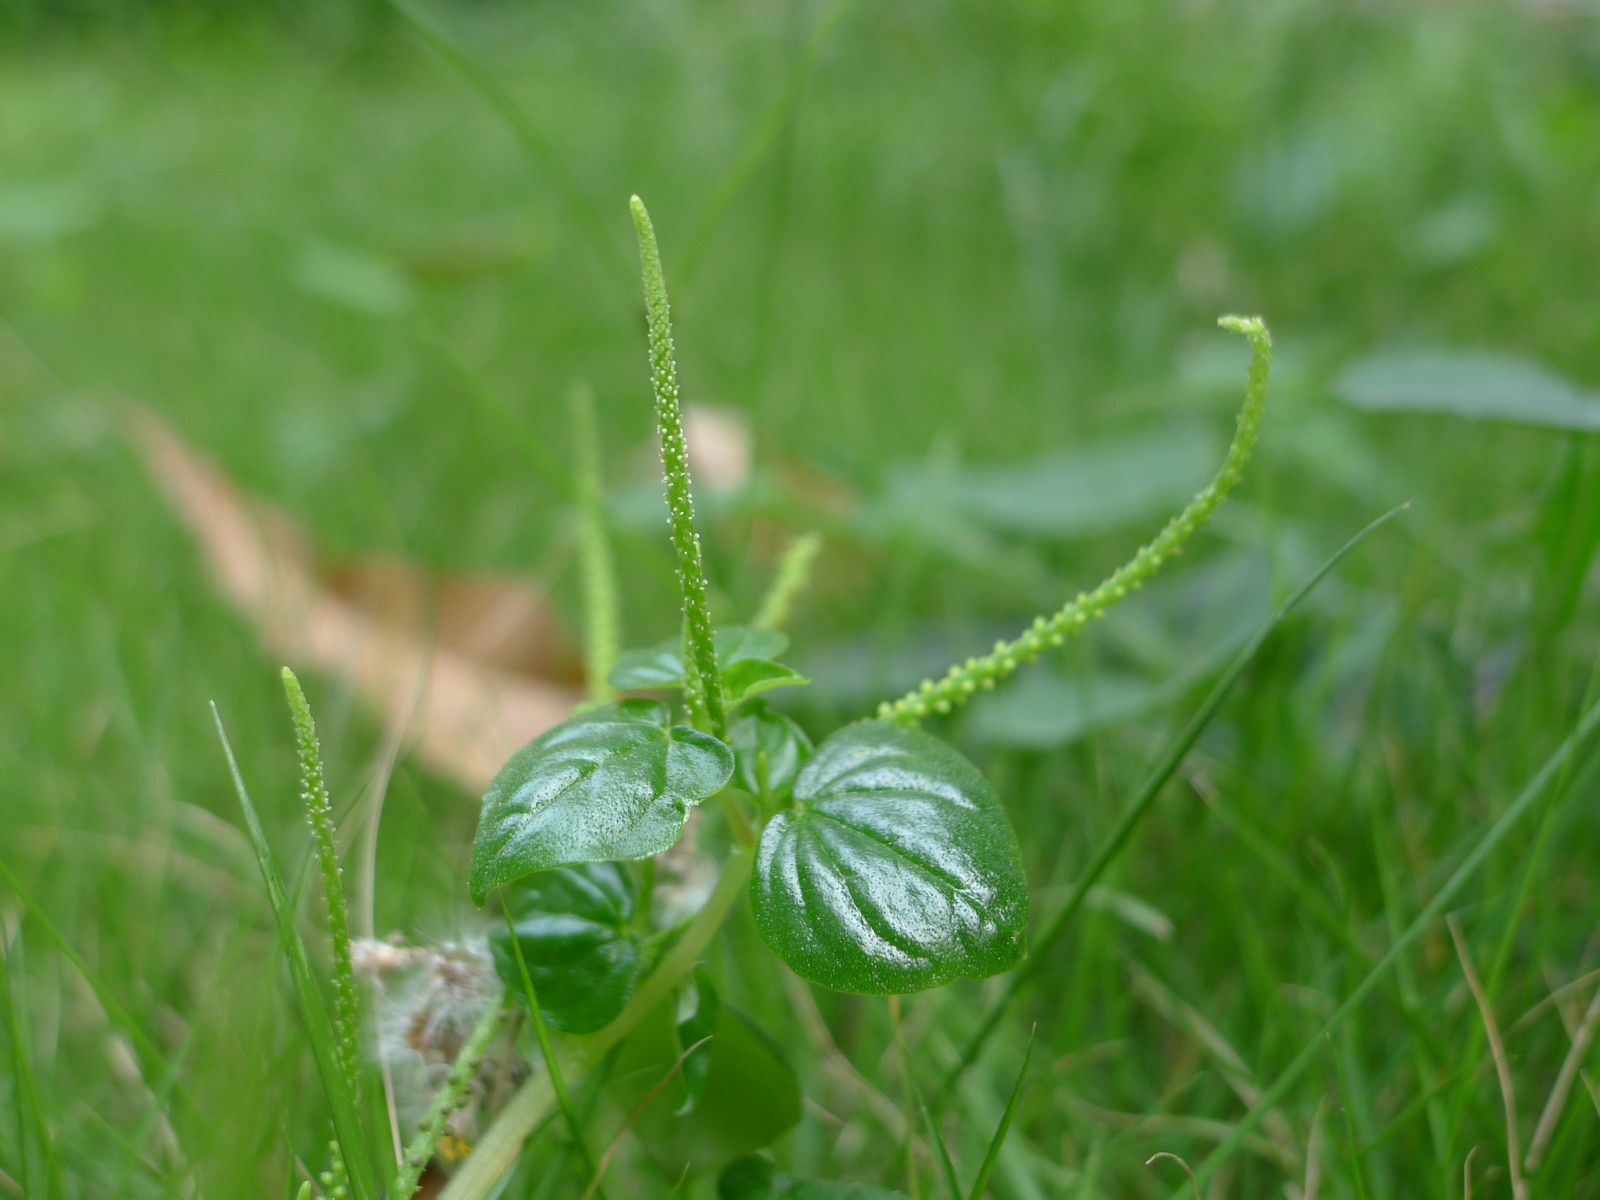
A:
[[126, 406, 581, 793]]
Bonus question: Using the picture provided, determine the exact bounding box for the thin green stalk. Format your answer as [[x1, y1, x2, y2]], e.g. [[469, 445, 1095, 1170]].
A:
[[437, 850, 756, 1200], [282, 668, 362, 1107], [391, 997, 506, 1199], [966, 1028, 1034, 1200], [1176, 686, 1600, 1196], [752, 531, 823, 632], [936, 504, 1404, 1102], [211, 705, 379, 1200], [381, 0, 628, 290], [879, 316, 1272, 723], [500, 904, 606, 1200], [677, 0, 856, 293], [631, 195, 726, 738], [570, 384, 621, 704]]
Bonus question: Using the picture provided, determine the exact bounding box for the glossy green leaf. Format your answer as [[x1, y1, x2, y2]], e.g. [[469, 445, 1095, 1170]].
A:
[[489, 863, 644, 1034], [612, 995, 802, 1176], [608, 641, 686, 689], [470, 700, 733, 903], [719, 1156, 908, 1199], [730, 702, 813, 796], [722, 658, 809, 703], [609, 627, 799, 702], [752, 722, 1028, 995]]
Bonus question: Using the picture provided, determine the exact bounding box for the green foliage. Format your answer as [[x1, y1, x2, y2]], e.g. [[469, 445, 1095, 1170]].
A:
[[1337, 349, 1600, 430], [750, 722, 1028, 995], [210, 708, 379, 1200], [719, 1156, 908, 1199], [610, 995, 803, 1177], [470, 700, 734, 903], [729, 701, 813, 798], [490, 864, 645, 1035]]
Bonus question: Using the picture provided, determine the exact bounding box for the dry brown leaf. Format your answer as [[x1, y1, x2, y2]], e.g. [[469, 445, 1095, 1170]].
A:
[[126, 407, 581, 793]]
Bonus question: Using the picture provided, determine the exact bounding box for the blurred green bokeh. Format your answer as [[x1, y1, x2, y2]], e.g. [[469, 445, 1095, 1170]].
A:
[[5, 2, 1600, 1197]]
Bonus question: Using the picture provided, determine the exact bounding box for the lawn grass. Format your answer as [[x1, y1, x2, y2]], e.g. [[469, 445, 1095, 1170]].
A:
[[4, 2, 1600, 1196]]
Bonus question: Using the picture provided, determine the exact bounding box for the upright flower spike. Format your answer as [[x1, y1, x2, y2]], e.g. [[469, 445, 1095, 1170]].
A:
[[878, 315, 1274, 723], [630, 195, 726, 738]]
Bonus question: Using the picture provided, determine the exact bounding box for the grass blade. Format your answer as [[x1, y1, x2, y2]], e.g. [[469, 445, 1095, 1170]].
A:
[[677, 0, 856, 292], [938, 504, 1408, 1102], [966, 1027, 1034, 1200], [1177, 680, 1600, 1194], [382, 0, 628, 290], [210, 703, 378, 1200]]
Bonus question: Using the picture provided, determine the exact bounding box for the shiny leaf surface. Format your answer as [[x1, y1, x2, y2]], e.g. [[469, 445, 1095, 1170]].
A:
[[489, 863, 644, 1034], [470, 700, 732, 902], [752, 722, 1028, 994]]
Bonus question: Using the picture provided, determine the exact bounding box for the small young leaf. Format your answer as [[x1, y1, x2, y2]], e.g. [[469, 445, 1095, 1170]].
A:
[[751, 723, 1028, 995], [610, 628, 804, 704], [721, 658, 810, 704], [609, 643, 688, 690], [471, 700, 733, 903], [489, 864, 645, 1034], [729, 702, 813, 796], [719, 1156, 909, 1199]]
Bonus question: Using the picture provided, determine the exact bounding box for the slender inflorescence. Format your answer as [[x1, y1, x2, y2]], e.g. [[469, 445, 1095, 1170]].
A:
[[391, 996, 505, 1199], [570, 383, 621, 704], [753, 531, 823, 632], [281, 668, 363, 1107], [630, 195, 726, 738], [878, 315, 1273, 723]]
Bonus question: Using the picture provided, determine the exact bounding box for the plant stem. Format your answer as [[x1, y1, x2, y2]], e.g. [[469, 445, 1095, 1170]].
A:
[[436, 849, 755, 1200], [631, 195, 726, 740], [878, 316, 1272, 723]]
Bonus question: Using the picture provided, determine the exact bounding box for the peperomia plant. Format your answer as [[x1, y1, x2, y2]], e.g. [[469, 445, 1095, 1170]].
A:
[[444, 198, 1271, 1196], [222, 195, 1273, 1200]]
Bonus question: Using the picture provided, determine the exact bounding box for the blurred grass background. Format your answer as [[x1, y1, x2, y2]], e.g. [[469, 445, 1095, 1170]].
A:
[[5, 0, 1600, 1196]]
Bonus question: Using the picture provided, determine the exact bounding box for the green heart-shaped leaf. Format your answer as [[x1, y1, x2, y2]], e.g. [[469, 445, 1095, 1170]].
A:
[[719, 1156, 908, 1199], [471, 700, 733, 903], [751, 722, 1028, 994], [490, 863, 644, 1034], [729, 702, 813, 797]]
